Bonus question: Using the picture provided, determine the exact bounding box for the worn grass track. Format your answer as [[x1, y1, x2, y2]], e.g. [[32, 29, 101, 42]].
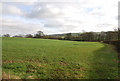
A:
[[2, 37, 118, 79]]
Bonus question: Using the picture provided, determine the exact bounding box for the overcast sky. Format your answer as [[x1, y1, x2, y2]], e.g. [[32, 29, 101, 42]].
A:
[[0, 0, 119, 35]]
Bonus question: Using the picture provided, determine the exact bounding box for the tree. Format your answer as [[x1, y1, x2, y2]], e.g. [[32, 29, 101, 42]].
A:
[[2, 34, 10, 37], [118, 27, 120, 40], [65, 33, 72, 40], [25, 34, 33, 38], [113, 27, 119, 40], [86, 32, 95, 41], [105, 31, 117, 41], [13, 34, 24, 38], [80, 32, 95, 41], [100, 31, 106, 41], [34, 31, 44, 38]]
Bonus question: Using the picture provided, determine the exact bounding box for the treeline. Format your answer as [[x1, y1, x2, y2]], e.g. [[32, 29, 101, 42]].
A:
[[2, 28, 120, 42], [64, 31, 119, 41]]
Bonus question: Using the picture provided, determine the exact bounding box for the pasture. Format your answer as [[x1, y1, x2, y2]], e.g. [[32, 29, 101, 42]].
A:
[[2, 37, 118, 79]]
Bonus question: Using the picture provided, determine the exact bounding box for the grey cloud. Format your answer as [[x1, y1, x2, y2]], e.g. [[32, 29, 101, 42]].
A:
[[96, 23, 113, 27], [44, 23, 62, 27], [1, 0, 37, 3], [1, 0, 118, 35], [90, 12, 105, 16], [27, 4, 64, 19], [58, 25, 79, 32], [2, 19, 43, 35], [2, 4, 26, 16]]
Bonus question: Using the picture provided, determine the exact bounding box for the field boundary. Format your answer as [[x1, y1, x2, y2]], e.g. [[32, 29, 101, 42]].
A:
[[103, 40, 120, 79]]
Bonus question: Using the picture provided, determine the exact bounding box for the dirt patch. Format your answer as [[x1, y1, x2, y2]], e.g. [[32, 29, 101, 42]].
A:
[[2, 72, 20, 79], [2, 60, 24, 64], [72, 67, 86, 71], [2, 60, 14, 64], [27, 75, 34, 79], [58, 61, 67, 66]]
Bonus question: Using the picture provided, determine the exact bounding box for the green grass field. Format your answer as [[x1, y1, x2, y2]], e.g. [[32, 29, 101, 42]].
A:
[[2, 37, 118, 79]]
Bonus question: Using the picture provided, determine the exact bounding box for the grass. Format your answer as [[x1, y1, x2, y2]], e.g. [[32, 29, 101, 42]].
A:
[[2, 37, 118, 79]]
